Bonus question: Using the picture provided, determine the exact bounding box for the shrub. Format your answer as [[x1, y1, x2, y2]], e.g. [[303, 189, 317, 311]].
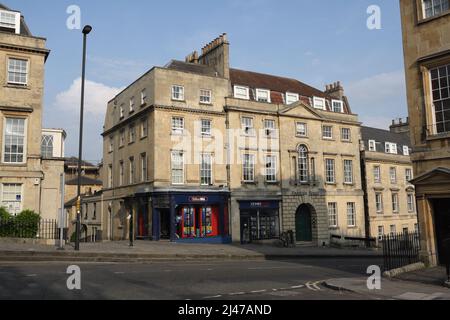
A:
[[14, 210, 40, 238], [0, 207, 11, 221]]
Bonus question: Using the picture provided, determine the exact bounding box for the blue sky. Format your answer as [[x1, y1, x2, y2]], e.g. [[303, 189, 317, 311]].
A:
[[7, 0, 407, 162]]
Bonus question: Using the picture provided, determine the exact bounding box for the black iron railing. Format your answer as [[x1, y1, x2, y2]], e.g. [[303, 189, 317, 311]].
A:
[[0, 218, 66, 240], [382, 231, 420, 272]]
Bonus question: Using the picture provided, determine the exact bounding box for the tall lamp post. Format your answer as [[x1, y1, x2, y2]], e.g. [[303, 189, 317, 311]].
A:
[[75, 25, 92, 251]]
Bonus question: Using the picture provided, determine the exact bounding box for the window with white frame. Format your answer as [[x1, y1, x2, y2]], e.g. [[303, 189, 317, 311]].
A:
[[200, 153, 212, 186], [298, 145, 309, 183], [265, 155, 277, 182], [385, 142, 398, 154], [141, 89, 147, 105], [108, 164, 113, 188], [407, 194, 415, 212], [129, 123, 136, 144], [172, 85, 185, 101], [325, 159, 336, 184], [129, 97, 135, 112], [200, 89, 212, 104], [323, 125, 333, 139], [264, 119, 276, 137], [296, 122, 307, 136], [120, 104, 124, 118], [341, 128, 351, 141], [328, 202, 338, 227], [332, 100, 343, 113], [286, 92, 299, 105], [129, 156, 135, 184], [344, 160, 353, 184], [171, 151, 184, 185], [241, 117, 254, 135], [430, 63, 450, 134], [423, 0, 449, 18], [373, 166, 381, 183], [7, 58, 28, 85], [234, 86, 249, 100], [376, 193, 383, 213], [140, 118, 148, 138], [256, 89, 271, 103], [390, 225, 397, 235], [172, 117, 184, 135], [403, 146, 410, 156], [201, 119, 212, 136], [313, 97, 326, 110], [242, 154, 255, 182], [0, 10, 18, 31], [405, 168, 413, 182], [347, 202, 356, 227], [368, 140, 376, 152], [1, 183, 22, 215], [41, 135, 54, 158], [119, 161, 124, 186], [390, 167, 397, 183], [141, 153, 147, 182], [378, 226, 385, 240], [392, 193, 399, 213], [3, 118, 26, 163]]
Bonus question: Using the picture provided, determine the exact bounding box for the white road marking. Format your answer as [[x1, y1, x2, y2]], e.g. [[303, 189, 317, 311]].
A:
[[229, 292, 245, 296], [251, 290, 267, 293], [312, 281, 322, 291], [291, 285, 305, 289], [26, 274, 37, 277], [204, 295, 222, 299], [306, 282, 318, 291]]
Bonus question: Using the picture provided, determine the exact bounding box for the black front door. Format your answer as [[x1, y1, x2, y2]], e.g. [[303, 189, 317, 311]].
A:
[[160, 209, 171, 240], [296, 205, 312, 242], [433, 198, 450, 265]]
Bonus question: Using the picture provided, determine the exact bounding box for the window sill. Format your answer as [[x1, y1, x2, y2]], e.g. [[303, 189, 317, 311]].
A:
[[242, 181, 257, 185], [296, 135, 308, 138], [325, 182, 337, 186], [199, 102, 213, 106], [322, 138, 334, 141], [343, 182, 354, 186], [140, 135, 148, 140], [265, 181, 279, 185], [172, 99, 186, 103], [4, 84, 29, 89]]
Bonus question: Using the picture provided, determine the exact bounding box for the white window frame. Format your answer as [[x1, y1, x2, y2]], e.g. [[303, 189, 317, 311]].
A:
[[7, 57, 28, 86], [332, 99, 344, 113], [120, 104, 124, 119], [41, 134, 54, 158], [341, 128, 351, 141], [392, 193, 399, 213], [171, 151, 185, 185], [407, 194, 415, 212], [313, 97, 326, 110], [264, 119, 276, 138], [129, 157, 135, 185], [405, 168, 413, 182], [141, 89, 147, 105], [325, 158, 336, 184], [286, 92, 299, 105], [265, 155, 277, 182], [343, 159, 353, 184], [172, 85, 185, 101], [200, 153, 213, 186], [347, 202, 356, 227], [385, 142, 398, 154], [368, 140, 376, 152], [390, 167, 397, 184], [140, 118, 148, 138], [422, 0, 449, 19], [378, 226, 385, 240], [374, 166, 381, 183], [241, 116, 255, 136], [256, 89, 271, 103], [2, 117, 27, 164], [129, 97, 135, 113], [0, 10, 20, 33], [296, 122, 307, 137], [403, 146, 410, 156], [328, 202, 338, 228], [201, 119, 212, 136], [242, 154, 255, 183], [200, 89, 212, 104], [376, 193, 383, 213], [322, 125, 333, 139], [234, 85, 250, 100], [172, 117, 184, 135], [1, 183, 23, 215]]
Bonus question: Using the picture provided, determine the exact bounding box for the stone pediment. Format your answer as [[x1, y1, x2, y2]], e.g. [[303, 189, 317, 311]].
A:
[[411, 167, 450, 186], [279, 101, 324, 120]]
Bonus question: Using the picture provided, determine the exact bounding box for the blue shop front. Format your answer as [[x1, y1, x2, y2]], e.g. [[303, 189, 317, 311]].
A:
[[239, 200, 281, 244], [152, 191, 231, 244]]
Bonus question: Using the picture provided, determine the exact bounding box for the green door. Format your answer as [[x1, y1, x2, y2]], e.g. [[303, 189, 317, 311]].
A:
[[296, 205, 312, 242]]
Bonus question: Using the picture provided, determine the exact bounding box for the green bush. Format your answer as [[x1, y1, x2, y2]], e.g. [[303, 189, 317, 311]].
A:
[[0, 207, 11, 221], [14, 210, 40, 238]]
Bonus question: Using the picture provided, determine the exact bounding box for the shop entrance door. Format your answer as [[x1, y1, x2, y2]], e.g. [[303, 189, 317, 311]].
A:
[[160, 209, 170, 240], [432, 198, 450, 265], [240, 216, 251, 244], [296, 204, 312, 242]]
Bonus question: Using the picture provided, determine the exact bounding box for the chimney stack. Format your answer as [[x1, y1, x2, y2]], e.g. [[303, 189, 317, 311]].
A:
[[324, 81, 345, 100]]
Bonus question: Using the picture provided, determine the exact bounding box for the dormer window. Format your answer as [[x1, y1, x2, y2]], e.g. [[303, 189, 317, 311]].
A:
[[286, 93, 299, 105], [256, 89, 271, 103], [234, 86, 249, 100], [385, 142, 398, 154], [332, 100, 344, 113], [403, 146, 410, 156], [368, 140, 376, 152], [0, 10, 20, 34], [313, 97, 326, 110]]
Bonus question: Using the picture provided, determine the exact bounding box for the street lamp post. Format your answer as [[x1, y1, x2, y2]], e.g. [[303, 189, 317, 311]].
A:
[[75, 25, 92, 251]]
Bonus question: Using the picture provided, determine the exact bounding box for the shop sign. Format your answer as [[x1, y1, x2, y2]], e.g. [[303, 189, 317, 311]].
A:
[[189, 196, 208, 203]]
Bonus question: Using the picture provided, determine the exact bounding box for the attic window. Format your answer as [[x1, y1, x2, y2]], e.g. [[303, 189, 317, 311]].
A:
[[256, 89, 271, 103], [332, 100, 343, 113], [313, 97, 326, 110], [286, 93, 299, 105], [385, 142, 398, 154], [368, 140, 376, 152], [0, 10, 19, 33], [234, 86, 249, 100]]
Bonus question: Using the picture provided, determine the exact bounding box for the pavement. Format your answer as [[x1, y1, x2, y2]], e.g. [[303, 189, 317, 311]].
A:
[[0, 240, 383, 263]]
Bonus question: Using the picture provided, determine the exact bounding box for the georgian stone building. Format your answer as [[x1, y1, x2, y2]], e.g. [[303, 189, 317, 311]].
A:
[[360, 119, 418, 244], [0, 4, 65, 221], [99, 34, 365, 245], [399, 0, 450, 265]]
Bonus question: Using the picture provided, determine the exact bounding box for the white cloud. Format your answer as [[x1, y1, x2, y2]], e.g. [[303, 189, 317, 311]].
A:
[[54, 77, 123, 116], [346, 70, 408, 129]]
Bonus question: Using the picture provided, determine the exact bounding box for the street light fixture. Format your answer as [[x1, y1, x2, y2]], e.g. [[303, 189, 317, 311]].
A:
[[75, 25, 92, 251]]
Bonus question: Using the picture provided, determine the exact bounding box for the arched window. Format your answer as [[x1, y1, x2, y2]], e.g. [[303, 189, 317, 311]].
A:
[[298, 145, 309, 183], [41, 135, 53, 158]]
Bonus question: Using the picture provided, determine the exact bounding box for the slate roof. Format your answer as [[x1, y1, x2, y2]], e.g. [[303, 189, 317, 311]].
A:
[[66, 176, 103, 186], [361, 126, 411, 155], [0, 3, 32, 36]]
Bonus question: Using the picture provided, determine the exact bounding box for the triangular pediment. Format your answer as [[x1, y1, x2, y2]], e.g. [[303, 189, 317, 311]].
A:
[[411, 167, 450, 185], [279, 101, 324, 120]]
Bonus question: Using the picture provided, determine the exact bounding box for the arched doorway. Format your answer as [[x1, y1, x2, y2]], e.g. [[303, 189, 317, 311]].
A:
[[295, 204, 312, 242]]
